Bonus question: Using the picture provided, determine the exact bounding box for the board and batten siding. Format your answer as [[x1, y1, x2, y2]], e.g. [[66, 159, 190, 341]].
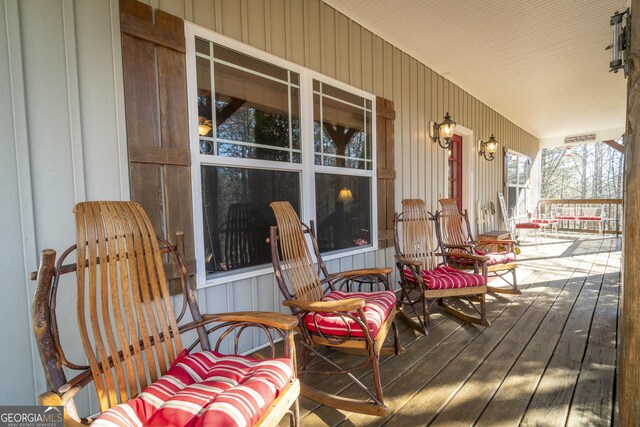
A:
[[1, 0, 539, 410]]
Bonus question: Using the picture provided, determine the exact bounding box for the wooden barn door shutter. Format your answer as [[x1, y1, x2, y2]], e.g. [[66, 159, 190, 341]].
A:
[[120, 0, 195, 290], [376, 97, 396, 248]]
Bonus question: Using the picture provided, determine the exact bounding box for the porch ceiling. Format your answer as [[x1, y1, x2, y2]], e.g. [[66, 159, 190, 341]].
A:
[[322, 0, 628, 139]]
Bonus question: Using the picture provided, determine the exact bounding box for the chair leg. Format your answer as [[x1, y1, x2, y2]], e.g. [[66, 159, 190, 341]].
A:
[[480, 293, 489, 326], [290, 398, 299, 427]]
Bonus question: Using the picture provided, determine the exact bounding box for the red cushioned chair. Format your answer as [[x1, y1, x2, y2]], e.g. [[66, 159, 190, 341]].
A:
[[269, 201, 403, 417], [436, 198, 520, 294], [394, 199, 490, 335], [32, 201, 299, 427]]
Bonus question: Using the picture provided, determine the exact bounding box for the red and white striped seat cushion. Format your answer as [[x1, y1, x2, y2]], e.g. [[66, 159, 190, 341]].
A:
[[556, 215, 577, 220], [577, 216, 602, 221], [403, 265, 485, 290], [93, 350, 294, 427], [304, 290, 396, 339]]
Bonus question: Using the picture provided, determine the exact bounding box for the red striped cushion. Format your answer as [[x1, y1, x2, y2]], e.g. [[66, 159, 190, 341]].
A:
[[556, 215, 577, 220], [577, 216, 602, 221], [304, 290, 396, 339], [93, 350, 294, 427], [515, 222, 542, 229], [403, 265, 486, 290]]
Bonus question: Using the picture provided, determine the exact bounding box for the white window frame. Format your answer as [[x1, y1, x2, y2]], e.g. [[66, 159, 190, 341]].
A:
[[185, 23, 377, 289]]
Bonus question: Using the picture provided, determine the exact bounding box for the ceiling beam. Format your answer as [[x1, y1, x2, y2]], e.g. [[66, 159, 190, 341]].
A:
[[602, 139, 625, 154]]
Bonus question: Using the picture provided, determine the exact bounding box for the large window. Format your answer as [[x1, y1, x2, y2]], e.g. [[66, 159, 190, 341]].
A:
[[506, 150, 531, 218], [313, 80, 373, 252], [188, 28, 376, 284]]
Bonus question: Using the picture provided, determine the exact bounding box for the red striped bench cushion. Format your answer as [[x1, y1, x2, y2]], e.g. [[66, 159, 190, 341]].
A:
[[403, 265, 486, 290], [532, 218, 558, 224], [577, 216, 602, 221], [556, 215, 577, 220], [93, 350, 294, 427], [304, 290, 396, 339]]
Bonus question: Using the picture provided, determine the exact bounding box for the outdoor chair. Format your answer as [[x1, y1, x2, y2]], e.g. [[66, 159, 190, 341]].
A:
[[269, 201, 403, 417], [394, 199, 490, 335], [436, 198, 519, 294], [31, 201, 300, 427]]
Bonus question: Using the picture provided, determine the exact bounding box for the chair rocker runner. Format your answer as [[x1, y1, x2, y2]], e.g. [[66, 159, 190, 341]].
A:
[[394, 199, 490, 335], [437, 198, 520, 294], [269, 201, 403, 417], [31, 201, 300, 427]]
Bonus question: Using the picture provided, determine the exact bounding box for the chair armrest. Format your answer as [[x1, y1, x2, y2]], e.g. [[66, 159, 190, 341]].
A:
[[449, 252, 489, 262], [39, 391, 84, 427], [394, 255, 424, 267], [283, 298, 365, 312], [443, 243, 475, 250], [329, 267, 392, 278], [201, 312, 297, 331]]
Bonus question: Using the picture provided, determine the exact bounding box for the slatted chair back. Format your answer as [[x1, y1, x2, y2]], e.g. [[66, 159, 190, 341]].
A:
[[439, 198, 473, 245], [398, 199, 438, 271], [74, 201, 184, 412], [270, 201, 324, 302]]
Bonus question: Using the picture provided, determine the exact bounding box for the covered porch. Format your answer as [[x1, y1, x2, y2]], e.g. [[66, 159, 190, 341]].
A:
[[2, 0, 639, 425]]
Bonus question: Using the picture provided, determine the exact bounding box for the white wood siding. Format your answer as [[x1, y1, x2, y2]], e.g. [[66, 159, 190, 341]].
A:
[[1, 0, 539, 409]]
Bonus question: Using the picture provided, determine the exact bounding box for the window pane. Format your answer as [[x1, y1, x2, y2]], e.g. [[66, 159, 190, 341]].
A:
[[201, 166, 300, 276], [508, 154, 518, 185], [508, 187, 518, 218], [314, 80, 372, 170], [196, 57, 213, 138], [518, 156, 528, 185], [214, 44, 289, 81], [315, 174, 371, 252], [195, 39, 301, 162]]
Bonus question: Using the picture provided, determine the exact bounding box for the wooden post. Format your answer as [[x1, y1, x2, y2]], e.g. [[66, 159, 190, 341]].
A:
[[621, 0, 640, 423]]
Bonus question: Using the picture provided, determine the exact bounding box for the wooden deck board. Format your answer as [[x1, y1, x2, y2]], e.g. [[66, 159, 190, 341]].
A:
[[292, 237, 620, 426]]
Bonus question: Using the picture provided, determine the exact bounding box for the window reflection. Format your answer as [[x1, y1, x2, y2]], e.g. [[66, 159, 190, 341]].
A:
[[201, 166, 300, 275], [315, 174, 371, 252]]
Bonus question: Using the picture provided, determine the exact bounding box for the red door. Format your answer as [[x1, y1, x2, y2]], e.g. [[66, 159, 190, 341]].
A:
[[448, 134, 463, 211]]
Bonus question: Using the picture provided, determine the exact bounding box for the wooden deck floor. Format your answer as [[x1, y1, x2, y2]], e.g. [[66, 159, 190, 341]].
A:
[[296, 236, 621, 426]]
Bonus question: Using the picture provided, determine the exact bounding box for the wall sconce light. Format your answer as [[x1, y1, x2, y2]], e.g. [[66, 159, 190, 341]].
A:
[[606, 8, 631, 75], [430, 112, 457, 149], [565, 146, 573, 157], [337, 187, 353, 203], [478, 134, 499, 161]]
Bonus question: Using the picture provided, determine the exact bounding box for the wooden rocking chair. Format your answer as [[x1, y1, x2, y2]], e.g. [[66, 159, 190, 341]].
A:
[[436, 198, 520, 294], [269, 201, 403, 417], [394, 199, 490, 334], [31, 201, 300, 426]]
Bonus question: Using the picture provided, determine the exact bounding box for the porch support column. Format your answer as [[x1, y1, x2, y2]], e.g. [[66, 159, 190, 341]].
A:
[[621, 0, 640, 423]]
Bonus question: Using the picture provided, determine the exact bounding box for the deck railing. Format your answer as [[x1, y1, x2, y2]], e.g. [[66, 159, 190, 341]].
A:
[[539, 198, 623, 234]]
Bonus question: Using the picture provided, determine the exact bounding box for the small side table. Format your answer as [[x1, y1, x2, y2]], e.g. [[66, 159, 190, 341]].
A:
[[478, 230, 511, 241]]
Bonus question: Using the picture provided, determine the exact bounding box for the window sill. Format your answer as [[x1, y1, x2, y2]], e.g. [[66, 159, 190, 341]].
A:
[[198, 245, 380, 290]]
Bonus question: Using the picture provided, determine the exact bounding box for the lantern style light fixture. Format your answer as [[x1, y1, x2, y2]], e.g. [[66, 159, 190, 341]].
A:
[[430, 112, 457, 149], [607, 8, 631, 75], [478, 134, 499, 161]]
